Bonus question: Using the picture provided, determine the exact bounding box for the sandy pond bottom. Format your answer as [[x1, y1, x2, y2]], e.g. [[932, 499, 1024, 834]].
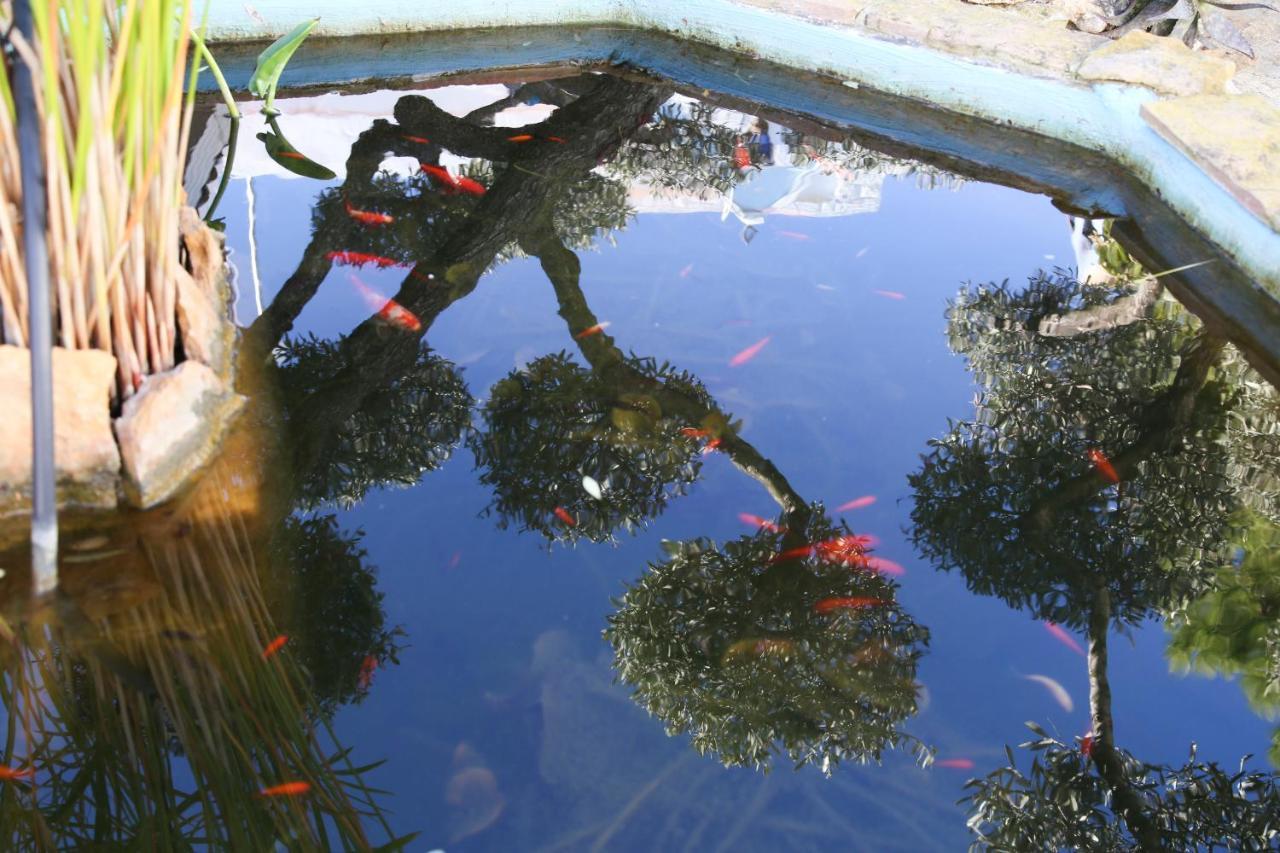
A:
[[2, 69, 1278, 850]]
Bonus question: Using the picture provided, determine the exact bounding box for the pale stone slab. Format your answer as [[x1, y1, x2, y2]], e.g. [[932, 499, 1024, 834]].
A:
[[1142, 94, 1280, 232], [114, 361, 246, 509], [0, 346, 121, 514], [177, 207, 236, 382], [1077, 31, 1237, 97]]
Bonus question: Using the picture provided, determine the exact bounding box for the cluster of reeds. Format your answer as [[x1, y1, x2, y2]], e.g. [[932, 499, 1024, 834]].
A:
[[0, 468, 407, 846], [0, 0, 197, 399]]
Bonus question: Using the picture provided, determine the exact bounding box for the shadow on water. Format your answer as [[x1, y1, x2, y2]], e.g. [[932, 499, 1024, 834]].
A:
[[5, 63, 1280, 848]]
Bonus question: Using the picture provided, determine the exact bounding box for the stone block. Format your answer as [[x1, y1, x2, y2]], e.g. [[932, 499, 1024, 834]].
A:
[[0, 346, 120, 514], [1077, 30, 1237, 97], [177, 206, 236, 382], [1141, 94, 1280, 233], [114, 361, 246, 509]]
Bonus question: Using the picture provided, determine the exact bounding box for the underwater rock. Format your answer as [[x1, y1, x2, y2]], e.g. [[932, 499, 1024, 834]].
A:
[[0, 345, 121, 515], [177, 207, 236, 382], [114, 361, 246, 509], [1077, 31, 1237, 97], [445, 742, 505, 843]]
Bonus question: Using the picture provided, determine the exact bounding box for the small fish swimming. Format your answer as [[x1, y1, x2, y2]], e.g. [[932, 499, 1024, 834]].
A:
[[1087, 448, 1120, 485], [277, 151, 307, 160], [344, 200, 394, 226], [700, 437, 723, 455], [403, 134, 431, 144], [1024, 673, 1073, 712], [358, 655, 378, 690], [575, 321, 611, 339], [813, 597, 888, 614], [421, 164, 459, 191], [936, 758, 975, 770], [259, 781, 311, 797], [836, 495, 876, 512], [262, 634, 289, 661], [448, 551, 462, 570], [507, 134, 534, 142], [1080, 733, 1095, 758], [582, 475, 603, 500], [862, 556, 905, 577], [680, 427, 711, 438], [0, 764, 35, 781], [873, 290, 906, 300], [546, 135, 567, 144], [553, 507, 577, 527], [325, 250, 406, 268], [738, 513, 785, 533], [347, 273, 423, 332], [454, 176, 486, 197], [1044, 622, 1086, 656], [729, 336, 771, 367]]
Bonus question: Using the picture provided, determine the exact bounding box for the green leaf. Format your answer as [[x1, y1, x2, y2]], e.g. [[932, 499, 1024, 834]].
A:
[[256, 118, 336, 180], [247, 18, 319, 114]]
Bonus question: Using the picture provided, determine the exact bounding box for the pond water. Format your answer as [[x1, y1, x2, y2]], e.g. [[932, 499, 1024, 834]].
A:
[[3, 68, 1280, 849]]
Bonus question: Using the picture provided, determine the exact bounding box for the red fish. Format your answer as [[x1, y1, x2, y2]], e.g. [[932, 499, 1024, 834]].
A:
[[454, 176, 486, 197], [325, 250, 406, 268], [873, 290, 906, 300], [936, 758, 975, 770], [729, 336, 771, 367], [344, 200, 394, 226], [738, 513, 785, 533], [1044, 622, 1086, 656], [1087, 448, 1120, 484], [836, 495, 876, 511], [813, 597, 887, 614], [448, 550, 462, 570], [700, 437, 723, 455], [0, 765, 35, 781], [259, 781, 311, 797], [575, 321, 611, 339], [1081, 734, 1095, 759], [403, 134, 430, 144], [358, 655, 378, 690], [421, 164, 459, 190], [507, 134, 534, 142], [347, 273, 422, 332], [262, 634, 288, 660], [554, 507, 577, 526], [546, 135, 567, 144], [862, 556, 905, 577], [778, 231, 810, 241], [278, 151, 307, 160], [680, 427, 711, 438]]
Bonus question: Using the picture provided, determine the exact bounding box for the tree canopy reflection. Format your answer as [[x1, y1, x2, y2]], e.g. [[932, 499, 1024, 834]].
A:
[[908, 265, 1280, 848]]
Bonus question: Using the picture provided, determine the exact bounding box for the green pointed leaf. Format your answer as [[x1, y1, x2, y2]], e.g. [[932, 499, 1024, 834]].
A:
[[248, 18, 319, 112]]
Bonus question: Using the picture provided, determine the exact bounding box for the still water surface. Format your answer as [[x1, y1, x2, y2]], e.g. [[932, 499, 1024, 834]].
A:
[[3, 70, 1279, 850]]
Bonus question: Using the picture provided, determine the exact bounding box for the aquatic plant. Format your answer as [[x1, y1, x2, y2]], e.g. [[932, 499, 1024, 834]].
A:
[[0, 0, 197, 397]]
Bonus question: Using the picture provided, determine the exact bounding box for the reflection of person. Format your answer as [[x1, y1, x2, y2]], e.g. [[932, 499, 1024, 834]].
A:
[[732, 120, 775, 172]]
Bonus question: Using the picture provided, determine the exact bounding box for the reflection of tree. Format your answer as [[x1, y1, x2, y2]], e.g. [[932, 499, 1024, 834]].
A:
[[607, 512, 927, 772], [908, 270, 1280, 847], [265, 514, 404, 715]]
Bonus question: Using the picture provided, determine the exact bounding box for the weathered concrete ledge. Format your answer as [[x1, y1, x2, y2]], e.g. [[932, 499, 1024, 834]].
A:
[[200, 0, 1280, 306], [0, 210, 244, 516]]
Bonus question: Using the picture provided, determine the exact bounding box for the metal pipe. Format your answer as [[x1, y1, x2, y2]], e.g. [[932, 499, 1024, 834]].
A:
[[12, 0, 59, 595]]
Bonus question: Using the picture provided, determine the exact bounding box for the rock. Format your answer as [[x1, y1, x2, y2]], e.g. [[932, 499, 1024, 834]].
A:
[[114, 361, 246, 509], [1060, 0, 1131, 34], [1141, 94, 1280, 232], [0, 346, 120, 514], [1077, 30, 1237, 96], [176, 207, 236, 381]]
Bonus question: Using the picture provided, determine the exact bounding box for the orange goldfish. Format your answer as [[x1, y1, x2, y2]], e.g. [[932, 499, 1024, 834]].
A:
[[0, 765, 35, 781], [1044, 622, 1086, 656], [574, 321, 611, 339], [546, 135, 567, 144], [358, 655, 378, 690], [873, 290, 906, 300], [861, 556, 905, 577], [813, 597, 887, 614], [680, 427, 711, 438], [729, 336, 771, 367], [347, 273, 422, 332], [403, 134, 431, 144], [1087, 448, 1120, 484], [262, 634, 288, 660], [421, 164, 458, 190], [738, 513, 785, 533], [259, 781, 311, 797], [344, 200, 394, 226], [278, 151, 307, 160], [836, 495, 876, 511], [554, 507, 577, 526], [325, 250, 406, 268], [454, 176, 486, 197], [1080, 734, 1095, 758], [700, 437, 723, 455], [507, 134, 534, 142], [936, 758, 974, 770]]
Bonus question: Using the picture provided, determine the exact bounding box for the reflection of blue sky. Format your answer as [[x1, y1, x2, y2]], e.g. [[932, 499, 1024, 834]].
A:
[[220, 116, 1273, 849]]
